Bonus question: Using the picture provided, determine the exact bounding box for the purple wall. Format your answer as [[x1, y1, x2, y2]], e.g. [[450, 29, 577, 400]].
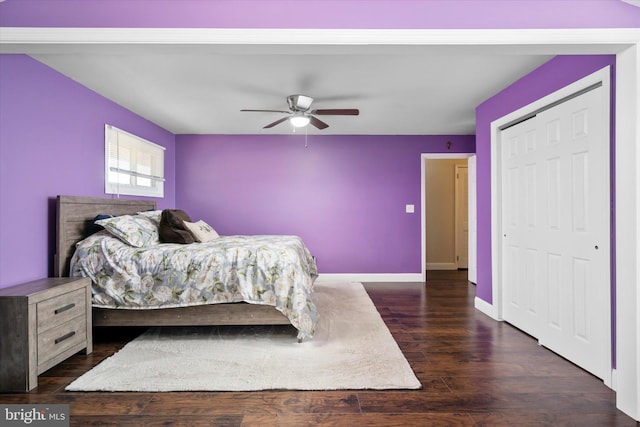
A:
[[175, 134, 475, 273], [0, 55, 175, 288], [1, 0, 639, 28], [475, 55, 616, 304]]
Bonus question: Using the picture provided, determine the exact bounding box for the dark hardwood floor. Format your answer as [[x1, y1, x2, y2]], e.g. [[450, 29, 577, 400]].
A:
[[1, 271, 637, 426]]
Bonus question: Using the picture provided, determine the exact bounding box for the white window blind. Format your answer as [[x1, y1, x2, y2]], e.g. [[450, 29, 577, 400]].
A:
[[105, 125, 165, 197]]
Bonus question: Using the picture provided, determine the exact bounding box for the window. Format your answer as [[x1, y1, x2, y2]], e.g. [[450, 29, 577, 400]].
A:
[[105, 125, 165, 198]]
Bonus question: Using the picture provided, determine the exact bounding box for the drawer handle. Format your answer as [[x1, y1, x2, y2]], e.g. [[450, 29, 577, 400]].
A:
[[55, 331, 76, 344], [54, 303, 75, 314]]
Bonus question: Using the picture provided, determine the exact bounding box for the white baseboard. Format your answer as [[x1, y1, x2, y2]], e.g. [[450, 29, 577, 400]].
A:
[[608, 369, 616, 391], [426, 262, 458, 270], [474, 296, 500, 320], [316, 273, 423, 283]]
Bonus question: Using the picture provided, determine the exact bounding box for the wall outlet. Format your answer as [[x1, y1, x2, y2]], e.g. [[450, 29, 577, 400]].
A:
[[405, 204, 415, 213]]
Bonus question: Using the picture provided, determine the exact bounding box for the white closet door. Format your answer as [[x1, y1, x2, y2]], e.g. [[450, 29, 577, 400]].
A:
[[535, 86, 610, 380], [500, 85, 610, 380], [501, 116, 542, 339]]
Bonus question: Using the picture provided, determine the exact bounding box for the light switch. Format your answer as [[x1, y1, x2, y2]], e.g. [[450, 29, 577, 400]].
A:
[[405, 204, 415, 213]]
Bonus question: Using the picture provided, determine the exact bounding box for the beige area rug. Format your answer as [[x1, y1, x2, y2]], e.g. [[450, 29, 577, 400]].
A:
[[66, 282, 421, 392]]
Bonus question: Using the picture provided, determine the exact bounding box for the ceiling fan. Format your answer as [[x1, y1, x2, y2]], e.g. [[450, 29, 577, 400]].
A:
[[241, 94, 359, 130]]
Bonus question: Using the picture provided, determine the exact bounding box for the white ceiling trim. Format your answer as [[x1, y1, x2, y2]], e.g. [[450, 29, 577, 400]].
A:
[[1, 27, 639, 51]]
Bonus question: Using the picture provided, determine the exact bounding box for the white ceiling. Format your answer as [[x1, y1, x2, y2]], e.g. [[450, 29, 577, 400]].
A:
[[6, 27, 635, 135], [28, 45, 552, 135]]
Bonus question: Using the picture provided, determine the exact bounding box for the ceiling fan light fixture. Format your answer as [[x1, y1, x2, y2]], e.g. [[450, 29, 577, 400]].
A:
[[241, 94, 357, 130], [290, 114, 310, 128]]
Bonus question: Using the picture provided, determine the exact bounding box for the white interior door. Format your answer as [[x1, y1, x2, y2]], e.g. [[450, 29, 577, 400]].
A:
[[468, 156, 477, 283], [455, 165, 469, 269], [535, 86, 610, 380], [501, 117, 542, 338], [500, 85, 610, 380]]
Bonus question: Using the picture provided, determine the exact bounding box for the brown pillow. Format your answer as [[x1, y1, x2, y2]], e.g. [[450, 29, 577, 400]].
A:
[[159, 209, 195, 244]]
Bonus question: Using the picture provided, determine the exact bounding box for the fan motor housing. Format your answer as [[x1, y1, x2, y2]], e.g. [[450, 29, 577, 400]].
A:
[[287, 94, 313, 112]]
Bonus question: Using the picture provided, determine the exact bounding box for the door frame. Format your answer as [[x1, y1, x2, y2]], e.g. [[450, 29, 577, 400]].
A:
[[614, 44, 639, 420], [489, 67, 612, 385], [421, 153, 475, 281], [467, 155, 478, 284]]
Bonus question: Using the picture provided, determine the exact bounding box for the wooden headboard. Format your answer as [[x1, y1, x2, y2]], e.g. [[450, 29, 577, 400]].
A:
[[55, 195, 157, 277]]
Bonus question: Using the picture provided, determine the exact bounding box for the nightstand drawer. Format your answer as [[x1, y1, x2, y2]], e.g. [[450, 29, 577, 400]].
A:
[[37, 316, 87, 366], [37, 288, 86, 333]]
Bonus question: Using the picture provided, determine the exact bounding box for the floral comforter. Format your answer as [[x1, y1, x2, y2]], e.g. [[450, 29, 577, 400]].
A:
[[70, 233, 319, 339]]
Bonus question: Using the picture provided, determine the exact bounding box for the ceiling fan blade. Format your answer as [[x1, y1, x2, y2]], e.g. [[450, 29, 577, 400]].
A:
[[311, 109, 359, 116], [309, 116, 329, 130], [241, 109, 291, 114], [263, 117, 289, 129]]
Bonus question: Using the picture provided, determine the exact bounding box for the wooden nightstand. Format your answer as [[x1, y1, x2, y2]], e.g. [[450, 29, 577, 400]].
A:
[[0, 277, 92, 392]]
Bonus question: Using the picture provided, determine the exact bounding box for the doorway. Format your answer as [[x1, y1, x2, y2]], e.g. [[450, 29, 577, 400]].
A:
[[421, 153, 476, 282]]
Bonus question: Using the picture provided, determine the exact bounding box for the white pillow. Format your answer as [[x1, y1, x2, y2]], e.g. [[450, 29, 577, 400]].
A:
[[136, 209, 163, 226], [183, 220, 220, 243], [96, 214, 159, 247]]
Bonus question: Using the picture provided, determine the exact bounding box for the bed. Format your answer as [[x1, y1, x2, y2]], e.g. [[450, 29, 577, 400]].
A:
[[55, 195, 319, 340]]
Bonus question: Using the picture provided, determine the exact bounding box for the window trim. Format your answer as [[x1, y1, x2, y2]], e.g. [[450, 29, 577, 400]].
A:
[[104, 124, 165, 198]]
